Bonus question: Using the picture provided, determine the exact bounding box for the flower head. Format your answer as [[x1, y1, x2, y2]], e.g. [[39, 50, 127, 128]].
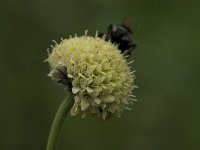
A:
[[47, 32, 136, 120]]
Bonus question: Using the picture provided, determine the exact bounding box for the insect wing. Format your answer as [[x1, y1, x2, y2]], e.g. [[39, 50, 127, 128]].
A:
[[121, 17, 137, 34]]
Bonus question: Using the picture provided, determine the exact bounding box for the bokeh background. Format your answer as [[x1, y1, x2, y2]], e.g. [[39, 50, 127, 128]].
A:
[[1, 0, 200, 150]]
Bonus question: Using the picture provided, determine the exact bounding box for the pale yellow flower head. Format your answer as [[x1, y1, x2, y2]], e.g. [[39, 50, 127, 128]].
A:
[[47, 32, 136, 120]]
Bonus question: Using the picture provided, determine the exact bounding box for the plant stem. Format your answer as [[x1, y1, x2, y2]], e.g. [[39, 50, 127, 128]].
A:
[[46, 92, 74, 150]]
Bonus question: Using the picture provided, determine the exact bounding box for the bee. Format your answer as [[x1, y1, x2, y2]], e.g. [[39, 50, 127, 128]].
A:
[[99, 18, 137, 56]]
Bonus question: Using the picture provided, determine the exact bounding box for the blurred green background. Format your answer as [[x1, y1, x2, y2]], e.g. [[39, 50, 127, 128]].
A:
[[1, 0, 200, 150]]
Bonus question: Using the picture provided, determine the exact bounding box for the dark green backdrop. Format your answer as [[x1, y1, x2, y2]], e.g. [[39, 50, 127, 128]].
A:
[[1, 0, 200, 150]]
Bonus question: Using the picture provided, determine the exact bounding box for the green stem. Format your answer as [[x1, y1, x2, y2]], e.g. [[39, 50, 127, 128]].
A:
[[46, 92, 74, 150]]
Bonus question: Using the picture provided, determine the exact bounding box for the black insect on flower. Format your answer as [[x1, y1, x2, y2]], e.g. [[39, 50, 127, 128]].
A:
[[99, 18, 137, 56]]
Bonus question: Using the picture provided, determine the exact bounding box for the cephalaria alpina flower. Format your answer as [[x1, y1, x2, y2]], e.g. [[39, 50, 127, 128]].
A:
[[47, 32, 136, 120]]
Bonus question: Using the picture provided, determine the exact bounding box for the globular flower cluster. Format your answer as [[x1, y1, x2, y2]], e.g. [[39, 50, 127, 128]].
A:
[[47, 33, 136, 120]]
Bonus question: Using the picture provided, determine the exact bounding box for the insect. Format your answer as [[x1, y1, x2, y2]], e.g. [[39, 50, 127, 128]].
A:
[[99, 18, 137, 56]]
